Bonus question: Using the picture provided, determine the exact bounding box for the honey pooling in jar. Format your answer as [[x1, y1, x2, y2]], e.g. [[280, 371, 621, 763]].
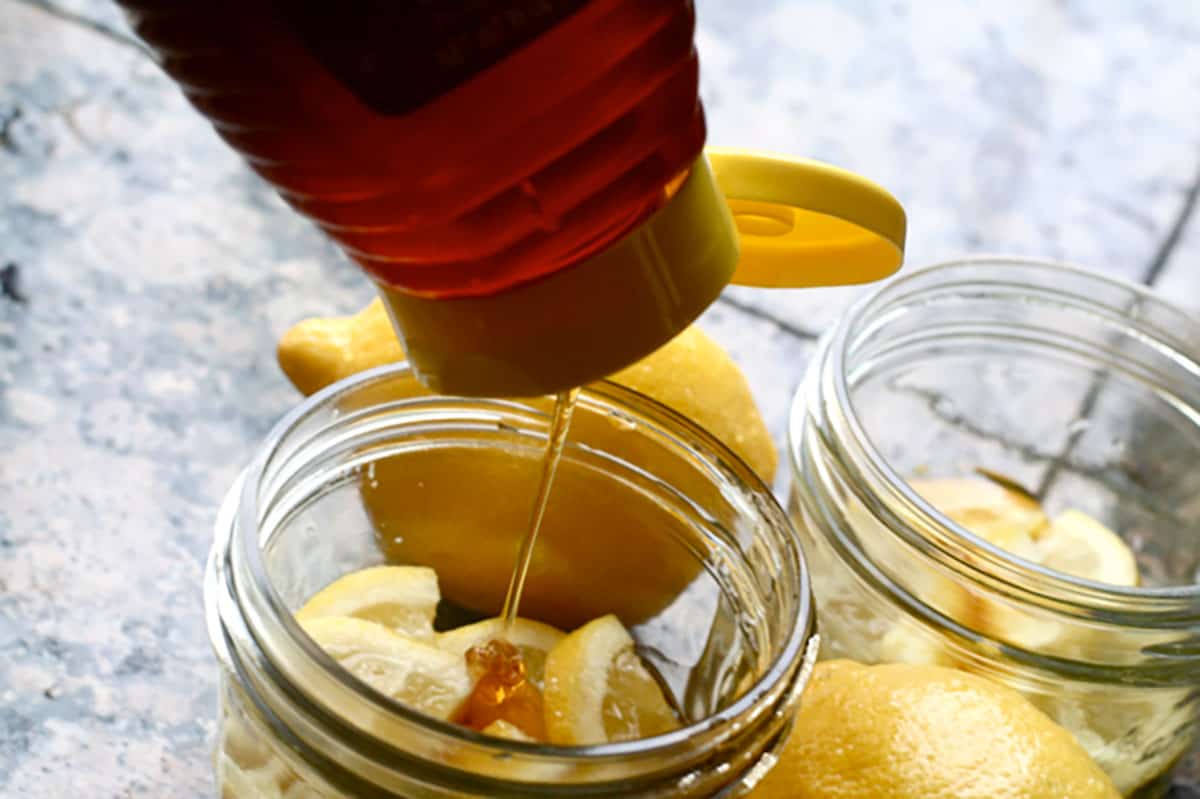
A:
[[456, 639, 546, 740]]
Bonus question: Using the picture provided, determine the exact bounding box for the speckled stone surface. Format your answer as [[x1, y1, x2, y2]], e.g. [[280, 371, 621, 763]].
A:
[[0, 0, 1197, 796]]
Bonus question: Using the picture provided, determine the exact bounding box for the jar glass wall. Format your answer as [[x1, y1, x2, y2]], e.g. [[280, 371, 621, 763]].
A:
[[207, 365, 817, 798], [789, 257, 1200, 798]]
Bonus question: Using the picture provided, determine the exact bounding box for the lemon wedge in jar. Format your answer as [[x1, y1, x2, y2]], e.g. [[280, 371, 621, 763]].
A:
[[299, 616, 472, 720], [1038, 509, 1139, 586], [296, 565, 440, 641], [911, 477, 1139, 588], [218, 753, 285, 799], [902, 480, 1139, 654], [438, 618, 565, 690], [479, 719, 534, 742], [543, 614, 680, 745], [911, 477, 1048, 559]]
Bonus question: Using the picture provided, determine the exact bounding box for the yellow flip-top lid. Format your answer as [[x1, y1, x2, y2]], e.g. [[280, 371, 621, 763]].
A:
[[379, 149, 906, 397], [708, 147, 906, 288]]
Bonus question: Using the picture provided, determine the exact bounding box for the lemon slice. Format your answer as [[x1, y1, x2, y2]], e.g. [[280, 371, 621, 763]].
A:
[[543, 615, 680, 745], [1038, 509, 1139, 586], [221, 709, 275, 770], [481, 719, 535, 742], [911, 477, 1048, 558], [296, 566, 439, 641], [218, 753, 284, 799], [300, 616, 471, 720], [281, 782, 329, 799], [438, 618, 565, 689]]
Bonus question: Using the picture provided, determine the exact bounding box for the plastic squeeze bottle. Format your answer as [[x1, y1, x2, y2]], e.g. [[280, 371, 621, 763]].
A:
[[119, 0, 906, 396]]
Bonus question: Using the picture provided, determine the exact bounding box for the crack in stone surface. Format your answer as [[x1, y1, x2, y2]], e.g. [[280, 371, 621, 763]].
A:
[[716, 294, 821, 341], [11, 0, 150, 56], [1144, 152, 1200, 287], [0, 106, 22, 154], [1, 264, 27, 305], [892, 382, 1067, 465], [1038, 147, 1200, 499]]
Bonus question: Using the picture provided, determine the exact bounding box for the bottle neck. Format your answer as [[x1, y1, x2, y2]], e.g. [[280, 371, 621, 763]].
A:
[[377, 156, 739, 397]]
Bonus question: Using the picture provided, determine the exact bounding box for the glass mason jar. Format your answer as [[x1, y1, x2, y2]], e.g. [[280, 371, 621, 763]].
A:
[[206, 364, 818, 798], [789, 257, 1200, 798]]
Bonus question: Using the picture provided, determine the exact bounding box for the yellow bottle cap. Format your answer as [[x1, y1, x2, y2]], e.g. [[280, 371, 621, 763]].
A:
[[379, 149, 906, 397]]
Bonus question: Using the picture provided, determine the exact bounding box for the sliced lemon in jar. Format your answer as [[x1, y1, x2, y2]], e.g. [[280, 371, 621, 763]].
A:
[[480, 719, 535, 742], [299, 616, 471, 720], [296, 566, 439, 641], [218, 753, 284, 799], [543, 614, 680, 745], [911, 477, 1048, 558], [438, 618, 565, 689], [220, 708, 275, 771], [1038, 509, 1139, 586], [911, 478, 1138, 586]]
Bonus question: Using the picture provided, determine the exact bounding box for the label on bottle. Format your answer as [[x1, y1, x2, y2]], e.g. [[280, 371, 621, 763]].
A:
[[276, 0, 588, 116]]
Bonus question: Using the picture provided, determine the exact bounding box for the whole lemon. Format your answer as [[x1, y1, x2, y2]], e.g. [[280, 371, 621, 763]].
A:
[[277, 298, 407, 397], [752, 660, 1119, 799], [277, 298, 777, 627], [278, 298, 776, 482]]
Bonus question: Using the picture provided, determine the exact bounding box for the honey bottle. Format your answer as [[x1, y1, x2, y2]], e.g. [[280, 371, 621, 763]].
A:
[[120, 0, 906, 396]]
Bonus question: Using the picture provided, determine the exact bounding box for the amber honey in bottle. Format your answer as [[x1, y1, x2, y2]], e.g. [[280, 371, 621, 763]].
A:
[[119, 0, 706, 302]]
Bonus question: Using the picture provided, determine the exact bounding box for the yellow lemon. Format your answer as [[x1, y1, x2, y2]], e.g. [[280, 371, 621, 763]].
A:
[[910, 477, 1048, 559], [279, 299, 776, 628], [277, 299, 405, 397], [1039, 509, 1139, 587], [218, 753, 284, 799], [603, 324, 777, 482], [910, 477, 1138, 588], [479, 719, 534, 742], [904, 478, 1139, 653], [296, 565, 440, 641], [299, 616, 472, 721], [542, 614, 680, 745], [277, 298, 776, 483], [750, 660, 1120, 799], [366, 441, 706, 629], [438, 618, 565, 689]]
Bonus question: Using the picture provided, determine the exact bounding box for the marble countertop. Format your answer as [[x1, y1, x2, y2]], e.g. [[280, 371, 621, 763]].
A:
[[1, 0, 1198, 795]]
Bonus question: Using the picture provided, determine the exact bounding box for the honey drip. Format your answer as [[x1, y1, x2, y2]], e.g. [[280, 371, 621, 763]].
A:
[[456, 639, 545, 740], [500, 388, 580, 630], [455, 389, 580, 742]]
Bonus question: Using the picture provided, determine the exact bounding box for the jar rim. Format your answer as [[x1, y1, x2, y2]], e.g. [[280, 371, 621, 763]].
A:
[[223, 362, 816, 771], [792, 255, 1200, 618]]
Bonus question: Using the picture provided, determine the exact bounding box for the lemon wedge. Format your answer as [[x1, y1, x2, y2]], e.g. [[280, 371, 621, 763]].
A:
[[300, 616, 471, 720], [218, 754, 284, 799], [874, 479, 1141, 665], [438, 618, 565, 690], [296, 566, 439, 641], [1039, 509, 1139, 587], [911, 478, 1138, 587], [543, 615, 679, 745], [911, 477, 1048, 559], [220, 709, 275, 771], [480, 719, 535, 742]]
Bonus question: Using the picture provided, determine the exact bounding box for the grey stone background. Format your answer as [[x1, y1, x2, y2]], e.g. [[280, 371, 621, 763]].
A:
[[1, 0, 1198, 795]]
